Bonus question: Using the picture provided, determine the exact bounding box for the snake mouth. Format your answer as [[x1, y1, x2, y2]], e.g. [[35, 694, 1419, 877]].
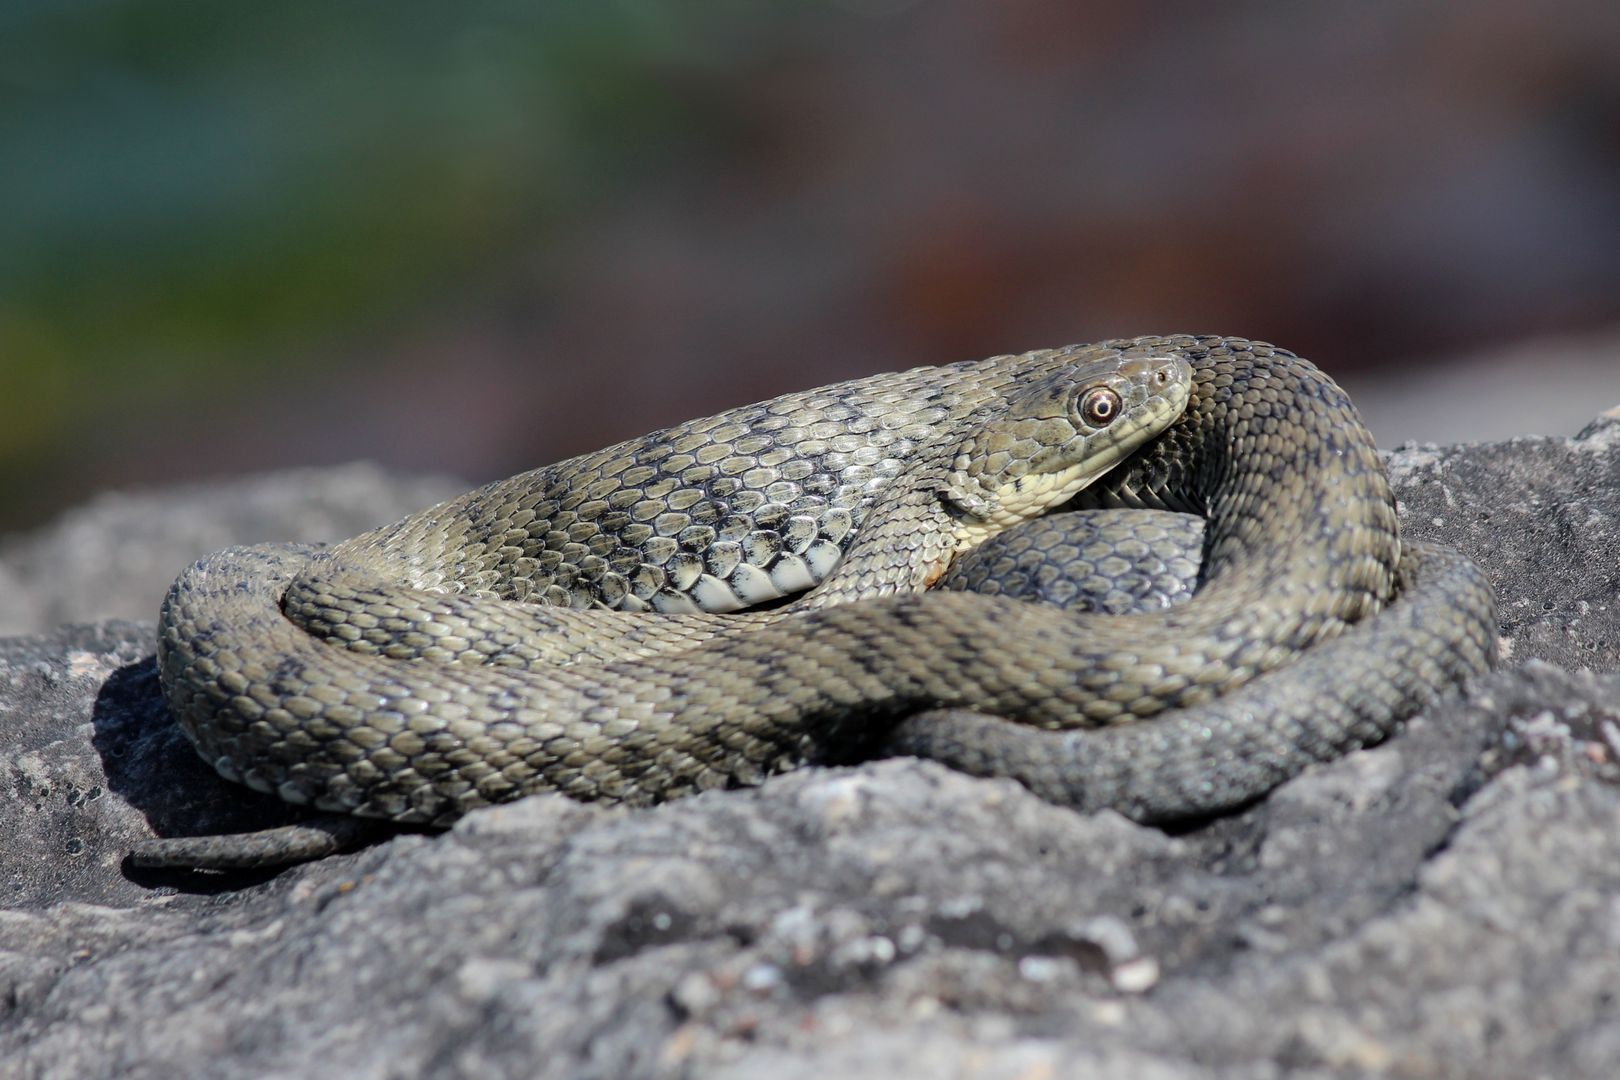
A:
[[951, 392, 1186, 550], [1029, 389, 1188, 503], [1067, 393, 1185, 481], [1040, 354, 1193, 503]]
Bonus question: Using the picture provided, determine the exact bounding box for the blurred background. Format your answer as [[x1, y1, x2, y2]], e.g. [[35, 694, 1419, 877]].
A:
[[6, 0, 1620, 534]]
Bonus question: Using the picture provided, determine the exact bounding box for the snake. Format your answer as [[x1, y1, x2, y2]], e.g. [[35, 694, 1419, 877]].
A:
[[142, 335, 1498, 867]]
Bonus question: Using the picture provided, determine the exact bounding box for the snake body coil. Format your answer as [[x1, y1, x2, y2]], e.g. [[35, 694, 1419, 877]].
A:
[[155, 335, 1497, 839]]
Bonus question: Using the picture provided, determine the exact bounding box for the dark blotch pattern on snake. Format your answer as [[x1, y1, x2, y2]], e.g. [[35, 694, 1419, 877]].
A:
[[149, 335, 1497, 860]]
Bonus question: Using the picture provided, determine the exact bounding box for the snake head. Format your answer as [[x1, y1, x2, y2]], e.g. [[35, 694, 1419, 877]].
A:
[[939, 352, 1193, 543]]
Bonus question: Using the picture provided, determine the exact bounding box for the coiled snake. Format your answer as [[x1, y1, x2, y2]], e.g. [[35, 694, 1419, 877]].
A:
[[143, 335, 1497, 867]]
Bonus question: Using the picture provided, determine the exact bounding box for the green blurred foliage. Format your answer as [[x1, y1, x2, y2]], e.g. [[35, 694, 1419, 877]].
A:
[[0, 0, 775, 478]]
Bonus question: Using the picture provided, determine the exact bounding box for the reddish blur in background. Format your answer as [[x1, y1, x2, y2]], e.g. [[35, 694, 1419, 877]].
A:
[[5, 1, 1620, 532]]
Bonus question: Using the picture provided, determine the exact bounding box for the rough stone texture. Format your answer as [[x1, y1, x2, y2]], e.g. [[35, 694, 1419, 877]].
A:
[[2, 415, 1617, 1079], [0, 463, 463, 638]]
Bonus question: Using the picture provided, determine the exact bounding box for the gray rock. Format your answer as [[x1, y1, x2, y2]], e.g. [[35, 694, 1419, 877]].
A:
[[2, 416, 1617, 1079], [0, 462, 463, 637], [1390, 409, 1620, 673]]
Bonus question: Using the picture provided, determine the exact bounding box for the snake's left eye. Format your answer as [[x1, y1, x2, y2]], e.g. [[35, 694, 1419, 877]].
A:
[[1078, 387, 1121, 427]]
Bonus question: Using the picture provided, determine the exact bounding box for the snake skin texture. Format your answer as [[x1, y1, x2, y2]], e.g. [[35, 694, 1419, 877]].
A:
[[914, 513, 1497, 821], [937, 509, 1208, 615], [268, 350, 1188, 670], [148, 335, 1497, 861]]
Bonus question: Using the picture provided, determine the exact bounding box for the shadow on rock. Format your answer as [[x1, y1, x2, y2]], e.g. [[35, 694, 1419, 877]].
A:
[[91, 654, 313, 871]]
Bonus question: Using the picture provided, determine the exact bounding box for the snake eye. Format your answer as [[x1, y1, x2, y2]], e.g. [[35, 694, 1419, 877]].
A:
[[1078, 387, 1121, 427]]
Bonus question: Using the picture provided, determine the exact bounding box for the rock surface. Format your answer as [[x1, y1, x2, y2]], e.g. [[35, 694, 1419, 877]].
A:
[[0, 462, 462, 638], [2, 416, 1618, 1078]]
